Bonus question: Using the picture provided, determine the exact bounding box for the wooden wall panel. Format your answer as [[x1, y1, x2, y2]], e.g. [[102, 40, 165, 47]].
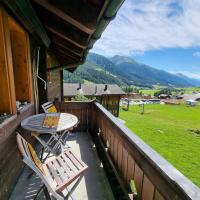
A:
[[142, 175, 155, 200], [9, 18, 33, 102], [102, 117, 107, 142], [0, 103, 35, 199], [126, 155, 135, 185], [0, 132, 23, 199], [60, 101, 91, 132], [134, 163, 144, 198], [117, 142, 123, 172], [47, 70, 61, 101], [154, 190, 165, 200], [107, 128, 112, 152], [113, 136, 119, 164], [0, 8, 16, 114], [121, 148, 128, 181], [110, 129, 115, 156], [101, 95, 121, 117]]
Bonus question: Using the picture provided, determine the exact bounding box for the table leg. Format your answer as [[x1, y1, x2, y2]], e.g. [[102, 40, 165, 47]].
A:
[[40, 147, 44, 160]]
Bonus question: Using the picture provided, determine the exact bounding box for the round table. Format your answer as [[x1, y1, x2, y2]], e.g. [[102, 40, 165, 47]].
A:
[[21, 113, 78, 134], [21, 113, 78, 160]]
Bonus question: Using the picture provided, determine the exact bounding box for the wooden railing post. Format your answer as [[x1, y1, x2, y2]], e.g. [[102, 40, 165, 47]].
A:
[[58, 101, 200, 200], [93, 102, 200, 200]]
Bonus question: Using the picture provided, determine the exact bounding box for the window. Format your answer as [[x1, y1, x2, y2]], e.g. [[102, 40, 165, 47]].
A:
[[8, 17, 33, 107], [0, 8, 33, 122], [0, 8, 16, 115]]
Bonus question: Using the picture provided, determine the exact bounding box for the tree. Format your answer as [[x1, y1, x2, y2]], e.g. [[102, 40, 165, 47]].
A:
[[154, 88, 172, 97], [71, 94, 89, 101]]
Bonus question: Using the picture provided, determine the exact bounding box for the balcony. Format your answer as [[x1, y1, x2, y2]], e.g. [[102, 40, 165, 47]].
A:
[[10, 101, 200, 200], [10, 131, 114, 199]]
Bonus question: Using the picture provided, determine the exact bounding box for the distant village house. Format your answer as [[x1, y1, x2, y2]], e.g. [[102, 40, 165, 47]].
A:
[[177, 93, 200, 102], [63, 83, 125, 117], [159, 94, 171, 99], [186, 99, 198, 106]]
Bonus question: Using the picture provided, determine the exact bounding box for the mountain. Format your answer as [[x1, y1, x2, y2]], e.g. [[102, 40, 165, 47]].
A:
[[176, 73, 200, 86], [110, 55, 199, 87], [63, 60, 125, 86], [63, 53, 200, 87]]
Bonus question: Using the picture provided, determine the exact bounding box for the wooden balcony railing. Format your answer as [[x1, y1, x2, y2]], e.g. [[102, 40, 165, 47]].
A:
[[60, 101, 200, 200]]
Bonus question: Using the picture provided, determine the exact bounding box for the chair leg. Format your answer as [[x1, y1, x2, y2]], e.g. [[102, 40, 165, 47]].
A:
[[34, 184, 45, 200], [44, 186, 52, 200], [34, 184, 51, 200], [65, 176, 83, 199], [40, 147, 44, 160]]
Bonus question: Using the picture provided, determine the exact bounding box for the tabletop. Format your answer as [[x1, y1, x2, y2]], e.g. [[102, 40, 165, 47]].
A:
[[21, 113, 78, 133]]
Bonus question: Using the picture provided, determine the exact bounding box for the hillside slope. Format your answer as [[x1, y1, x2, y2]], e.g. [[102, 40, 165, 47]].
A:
[[63, 53, 200, 87], [63, 61, 125, 86], [110, 55, 194, 87]]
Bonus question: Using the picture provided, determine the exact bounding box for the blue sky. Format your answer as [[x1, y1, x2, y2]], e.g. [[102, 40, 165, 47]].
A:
[[92, 0, 200, 79]]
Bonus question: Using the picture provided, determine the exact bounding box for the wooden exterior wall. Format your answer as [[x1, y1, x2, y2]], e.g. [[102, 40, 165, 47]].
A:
[[100, 95, 121, 117], [0, 8, 16, 114], [64, 94, 121, 117], [47, 53, 61, 101], [47, 70, 61, 101], [0, 104, 35, 199], [9, 17, 33, 103], [0, 7, 36, 200]]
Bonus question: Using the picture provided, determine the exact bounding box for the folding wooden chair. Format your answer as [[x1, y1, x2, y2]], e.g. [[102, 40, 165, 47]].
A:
[[41, 101, 58, 113], [17, 133, 88, 200], [41, 101, 72, 149]]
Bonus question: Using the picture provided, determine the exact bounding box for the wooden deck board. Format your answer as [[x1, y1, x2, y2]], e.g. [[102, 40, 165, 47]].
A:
[[10, 132, 114, 200]]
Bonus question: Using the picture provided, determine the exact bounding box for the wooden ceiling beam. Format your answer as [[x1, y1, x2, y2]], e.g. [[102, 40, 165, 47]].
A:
[[52, 41, 83, 57], [97, 0, 109, 22], [56, 57, 78, 69], [53, 45, 81, 60], [52, 47, 80, 61], [51, 36, 84, 54], [34, 0, 95, 35], [54, 53, 76, 64], [46, 26, 87, 49]]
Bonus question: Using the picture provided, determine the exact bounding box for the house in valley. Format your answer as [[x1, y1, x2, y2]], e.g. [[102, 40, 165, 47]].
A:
[[186, 99, 198, 106], [63, 83, 125, 117]]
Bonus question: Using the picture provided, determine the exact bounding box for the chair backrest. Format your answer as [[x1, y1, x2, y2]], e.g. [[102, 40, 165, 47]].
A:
[[16, 133, 63, 199], [16, 133, 44, 174], [41, 101, 57, 113]]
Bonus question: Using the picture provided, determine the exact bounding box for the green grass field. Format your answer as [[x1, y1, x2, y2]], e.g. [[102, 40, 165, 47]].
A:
[[139, 89, 159, 95], [119, 104, 200, 187], [180, 87, 200, 94], [139, 87, 200, 96]]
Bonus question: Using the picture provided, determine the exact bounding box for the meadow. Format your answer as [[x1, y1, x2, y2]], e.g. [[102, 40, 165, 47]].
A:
[[139, 87, 200, 96], [119, 104, 200, 187], [139, 89, 159, 96]]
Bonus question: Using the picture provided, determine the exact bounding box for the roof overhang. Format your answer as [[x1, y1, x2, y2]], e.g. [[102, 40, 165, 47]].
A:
[[1, 0, 124, 71], [32, 0, 125, 71]]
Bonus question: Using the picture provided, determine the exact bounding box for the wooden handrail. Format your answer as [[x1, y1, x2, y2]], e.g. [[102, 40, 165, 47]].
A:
[[60, 101, 200, 200], [93, 102, 200, 200]]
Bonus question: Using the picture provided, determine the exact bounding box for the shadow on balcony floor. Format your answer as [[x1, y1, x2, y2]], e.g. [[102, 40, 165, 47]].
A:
[[10, 132, 114, 200]]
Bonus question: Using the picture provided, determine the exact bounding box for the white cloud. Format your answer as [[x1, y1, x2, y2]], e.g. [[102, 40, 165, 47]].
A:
[[92, 0, 200, 56], [176, 71, 200, 79], [193, 51, 200, 57]]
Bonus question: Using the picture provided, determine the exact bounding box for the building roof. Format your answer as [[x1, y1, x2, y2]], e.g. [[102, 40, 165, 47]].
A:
[[186, 99, 198, 103], [182, 93, 200, 101], [2, 0, 125, 71], [63, 83, 125, 97]]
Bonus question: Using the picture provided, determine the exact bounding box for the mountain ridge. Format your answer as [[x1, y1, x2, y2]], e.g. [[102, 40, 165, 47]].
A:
[[63, 53, 200, 87]]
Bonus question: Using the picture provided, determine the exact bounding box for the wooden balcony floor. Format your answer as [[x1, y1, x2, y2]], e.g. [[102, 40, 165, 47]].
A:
[[10, 132, 114, 200]]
